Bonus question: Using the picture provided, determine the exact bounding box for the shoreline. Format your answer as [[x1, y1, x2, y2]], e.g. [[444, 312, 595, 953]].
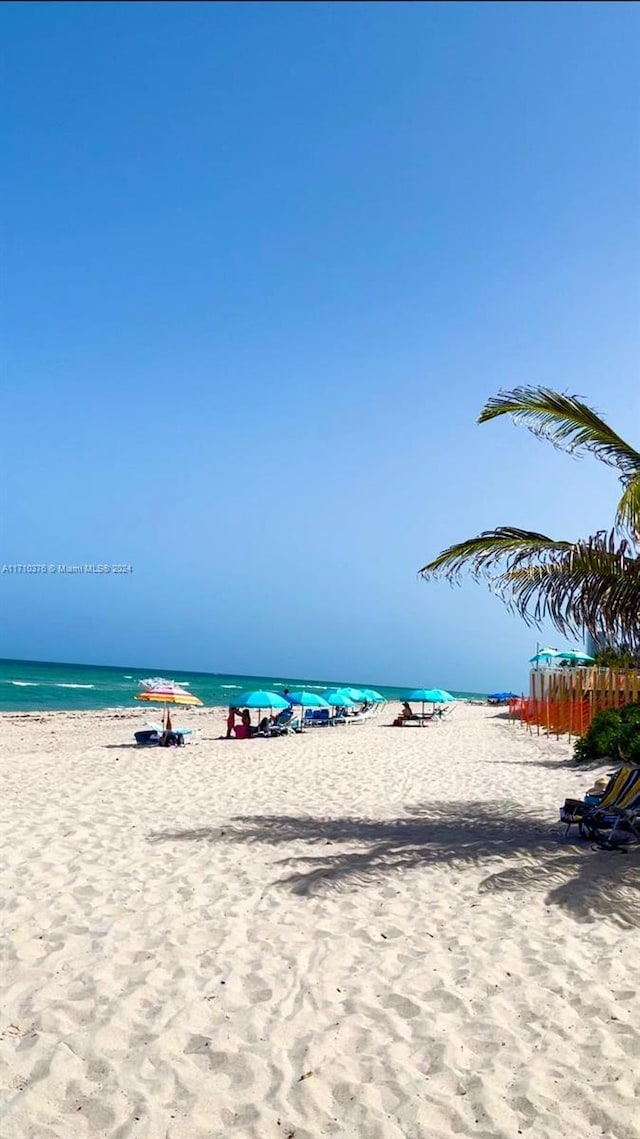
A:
[[0, 698, 491, 719]]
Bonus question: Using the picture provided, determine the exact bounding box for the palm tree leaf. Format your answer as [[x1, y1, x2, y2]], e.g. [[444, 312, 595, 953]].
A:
[[478, 387, 640, 479], [421, 527, 640, 647], [615, 475, 640, 539], [502, 533, 640, 645], [419, 527, 573, 584]]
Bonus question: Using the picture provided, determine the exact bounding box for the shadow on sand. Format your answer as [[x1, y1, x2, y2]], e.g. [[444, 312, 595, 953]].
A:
[[496, 755, 619, 772], [148, 800, 639, 928]]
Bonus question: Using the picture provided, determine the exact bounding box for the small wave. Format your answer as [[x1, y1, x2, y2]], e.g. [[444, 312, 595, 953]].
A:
[[55, 683, 95, 689], [9, 680, 40, 687], [123, 675, 133, 679], [221, 684, 241, 689]]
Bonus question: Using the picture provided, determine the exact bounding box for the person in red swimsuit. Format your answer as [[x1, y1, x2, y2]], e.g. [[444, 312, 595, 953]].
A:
[[226, 706, 239, 738]]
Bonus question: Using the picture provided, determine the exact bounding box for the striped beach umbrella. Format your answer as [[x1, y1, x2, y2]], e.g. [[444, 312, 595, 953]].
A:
[[136, 678, 203, 727]]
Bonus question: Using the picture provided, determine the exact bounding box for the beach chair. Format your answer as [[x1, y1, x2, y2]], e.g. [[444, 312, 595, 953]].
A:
[[436, 705, 454, 720], [579, 773, 640, 843], [134, 724, 193, 746], [345, 709, 373, 724], [560, 767, 640, 838], [393, 711, 433, 727], [266, 709, 299, 736], [592, 807, 640, 850], [302, 708, 331, 727], [135, 729, 190, 747]]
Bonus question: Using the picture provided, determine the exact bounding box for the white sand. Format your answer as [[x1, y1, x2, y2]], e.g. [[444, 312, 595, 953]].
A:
[[1, 703, 638, 1139]]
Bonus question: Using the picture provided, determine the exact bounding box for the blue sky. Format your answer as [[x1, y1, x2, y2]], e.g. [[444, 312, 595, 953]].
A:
[[2, 2, 639, 692]]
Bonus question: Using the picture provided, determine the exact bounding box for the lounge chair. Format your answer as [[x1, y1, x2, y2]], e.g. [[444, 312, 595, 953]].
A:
[[592, 807, 640, 850], [135, 728, 191, 747], [392, 712, 434, 727], [134, 721, 193, 746], [266, 709, 300, 736], [345, 708, 375, 725], [560, 767, 640, 838], [579, 773, 640, 843], [303, 708, 332, 727]]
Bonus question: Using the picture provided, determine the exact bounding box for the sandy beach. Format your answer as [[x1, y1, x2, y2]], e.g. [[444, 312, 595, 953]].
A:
[[1, 703, 638, 1139]]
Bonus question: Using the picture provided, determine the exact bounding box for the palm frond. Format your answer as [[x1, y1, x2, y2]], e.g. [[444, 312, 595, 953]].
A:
[[615, 475, 640, 539], [501, 532, 640, 645], [478, 387, 640, 479], [419, 527, 573, 584], [420, 528, 640, 648]]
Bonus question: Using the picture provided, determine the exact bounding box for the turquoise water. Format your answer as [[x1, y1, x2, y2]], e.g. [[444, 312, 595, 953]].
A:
[[0, 658, 488, 712]]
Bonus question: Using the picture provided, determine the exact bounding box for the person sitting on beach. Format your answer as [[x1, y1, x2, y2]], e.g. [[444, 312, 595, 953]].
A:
[[393, 701, 415, 727], [159, 729, 182, 747], [241, 708, 261, 737], [272, 708, 293, 727], [231, 710, 252, 739]]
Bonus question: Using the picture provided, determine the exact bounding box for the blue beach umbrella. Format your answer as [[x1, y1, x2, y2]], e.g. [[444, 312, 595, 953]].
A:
[[235, 690, 290, 709], [556, 649, 595, 664], [407, 688, 454, 703], [336, 687, 368, 702], [406, 688, 454, 718], [359, 688, 385, 703], [287, 691, 331, 707], [321, 690, 356, 707], [287, 690, 331, 729], [529, 648, 560, 664], [428, 688, 454, 703], [323, 687, 357, 701]]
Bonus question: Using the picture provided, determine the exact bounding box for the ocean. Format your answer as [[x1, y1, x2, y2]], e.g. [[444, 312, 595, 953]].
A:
[[0, 658, 488, 712]]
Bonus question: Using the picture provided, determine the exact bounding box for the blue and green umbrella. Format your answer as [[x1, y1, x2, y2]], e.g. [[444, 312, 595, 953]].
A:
[[529, 648, 594, 666], [407, 688, 454, 703], [529, 648, 560, 664], [235, 690, 290, 709], [335, 687, 368, 702], [406, 688, 454, 717], [557, 649, 595, 664], [287, 690, 331, 729], [322, 690, 356, 708], [287, 691, 331, 707], [359, 688, 385, 703]]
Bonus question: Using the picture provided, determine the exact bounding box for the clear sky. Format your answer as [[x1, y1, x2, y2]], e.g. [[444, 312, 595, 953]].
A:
[[2, 2, 639, 692]]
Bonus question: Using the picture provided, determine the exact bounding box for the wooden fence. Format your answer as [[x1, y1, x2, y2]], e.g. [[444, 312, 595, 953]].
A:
[[510, 667, 640, 740]]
